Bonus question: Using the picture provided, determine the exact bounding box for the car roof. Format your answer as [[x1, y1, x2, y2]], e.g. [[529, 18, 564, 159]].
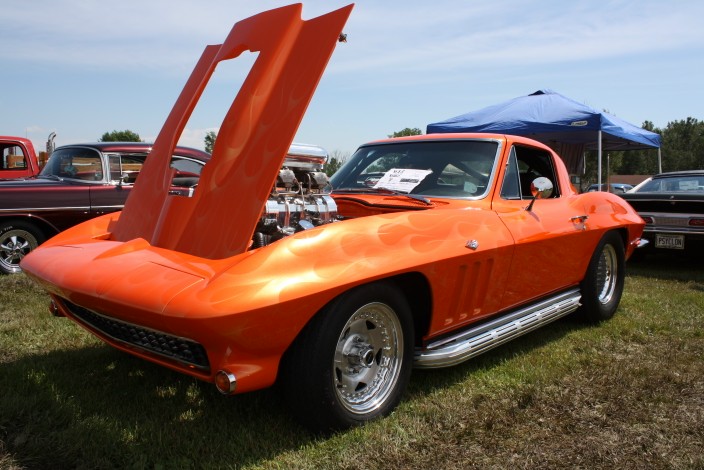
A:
[[651, 170, 704, 179], [53, 142, 211, 162], [0, 136, 34, 146], [363, 133, 507, 145]]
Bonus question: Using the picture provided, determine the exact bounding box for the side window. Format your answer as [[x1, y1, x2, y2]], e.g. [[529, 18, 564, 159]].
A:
[[170, 156, 204, 188], [108, 155, 121, 181], [500, 147, 521, 200], [513, 145, 560, 199], [1, 145, 28, 170], [170, 157, 204, 176], [109, 154, 145, 183]]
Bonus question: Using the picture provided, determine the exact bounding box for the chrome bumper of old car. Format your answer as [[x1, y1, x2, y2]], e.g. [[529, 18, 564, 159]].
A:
[[414, 288, 582, 369]]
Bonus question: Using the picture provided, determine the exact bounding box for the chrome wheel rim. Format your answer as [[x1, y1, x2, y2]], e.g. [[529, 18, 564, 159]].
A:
[[333, 302, 403, 415], [596, 244, 618, 305], [0, 230, 37, 273]]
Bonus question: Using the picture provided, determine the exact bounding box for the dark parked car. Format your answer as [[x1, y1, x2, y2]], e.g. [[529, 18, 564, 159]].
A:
[[621, 170, 704, 254], [0, 142, 210, 274], [586, 183, 633, 193]]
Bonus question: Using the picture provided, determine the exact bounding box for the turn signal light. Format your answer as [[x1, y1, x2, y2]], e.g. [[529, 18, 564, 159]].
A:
[[689, 218, 704, 227], [215, 370, 237, 394]]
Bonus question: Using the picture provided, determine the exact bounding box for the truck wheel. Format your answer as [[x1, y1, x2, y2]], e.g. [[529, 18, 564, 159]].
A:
[[280, 281, 414, 433], [0, 222, 43, 274], [577, 231, 625, 322]]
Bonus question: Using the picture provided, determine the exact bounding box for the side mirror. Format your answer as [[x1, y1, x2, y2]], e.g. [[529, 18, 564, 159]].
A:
[[531, 177, 553, 199], [525, 177, 553, 211]]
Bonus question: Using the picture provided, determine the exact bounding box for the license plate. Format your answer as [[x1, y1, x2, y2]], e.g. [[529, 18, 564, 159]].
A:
[[655, 234, 684, 250]]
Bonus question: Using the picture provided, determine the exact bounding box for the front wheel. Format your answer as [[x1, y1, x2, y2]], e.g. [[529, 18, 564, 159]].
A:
[[280, 281, 414, 433], [577, 231, 625, 322], [0, 222, 44, 274]]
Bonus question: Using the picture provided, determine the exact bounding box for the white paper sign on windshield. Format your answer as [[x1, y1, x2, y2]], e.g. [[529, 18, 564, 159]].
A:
[[373, 168, 433, 193]]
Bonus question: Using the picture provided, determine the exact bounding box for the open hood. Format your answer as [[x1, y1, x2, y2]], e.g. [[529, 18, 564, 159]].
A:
[[112, 4, 353, 259]]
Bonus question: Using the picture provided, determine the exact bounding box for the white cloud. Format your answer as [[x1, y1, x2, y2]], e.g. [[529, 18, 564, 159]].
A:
[[331, 0, 704, 78], [4, 1, 702, 76], [2, 0, 703, 155], [175, 127, 218, 151]]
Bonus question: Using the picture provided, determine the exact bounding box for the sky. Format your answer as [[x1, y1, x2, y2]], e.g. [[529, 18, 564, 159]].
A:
[[2, 0, 703, 157]]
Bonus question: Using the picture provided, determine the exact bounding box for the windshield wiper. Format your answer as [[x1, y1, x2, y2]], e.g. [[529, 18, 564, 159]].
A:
[[334, 187, 432, 205]]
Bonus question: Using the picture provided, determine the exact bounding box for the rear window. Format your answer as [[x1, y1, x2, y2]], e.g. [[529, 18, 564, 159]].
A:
[[637, 176, 704, 193], [1, 144, 28, 171]]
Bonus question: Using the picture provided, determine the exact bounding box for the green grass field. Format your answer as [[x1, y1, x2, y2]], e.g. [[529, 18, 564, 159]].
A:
[[1, 254, 702, 469]]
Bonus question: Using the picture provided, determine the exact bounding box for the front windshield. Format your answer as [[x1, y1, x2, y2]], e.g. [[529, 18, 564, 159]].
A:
[[330, 140, 500, 198], [40, 147, 104, 181]]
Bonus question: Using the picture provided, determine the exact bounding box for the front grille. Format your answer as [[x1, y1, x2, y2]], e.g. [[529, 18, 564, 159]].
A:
[[61, 299, 210, 372]]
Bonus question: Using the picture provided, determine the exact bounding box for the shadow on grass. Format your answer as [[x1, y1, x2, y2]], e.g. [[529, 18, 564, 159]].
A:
[[0, 344, 307, 469], [627, 251, 704, 283], [404, 314, 592, 400], [0, 312, 597, 468]]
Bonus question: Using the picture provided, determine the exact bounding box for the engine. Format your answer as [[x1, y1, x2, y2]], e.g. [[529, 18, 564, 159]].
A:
[[252, 144, 338, 248]]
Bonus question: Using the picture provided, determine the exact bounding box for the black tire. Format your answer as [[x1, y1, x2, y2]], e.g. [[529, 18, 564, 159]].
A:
[[577, 231, 625, 323], [280, 281, 414, 433], [0, 221, 44, 274]]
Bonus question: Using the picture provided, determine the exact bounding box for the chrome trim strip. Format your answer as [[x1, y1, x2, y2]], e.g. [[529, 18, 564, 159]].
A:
[[641, 211, 704, 222], [90, 205, 125, 210], [414, 288, 581, 369], [0, 205, 124, 213], [643, 226, 704, 235], [0, 206, 91, 212]]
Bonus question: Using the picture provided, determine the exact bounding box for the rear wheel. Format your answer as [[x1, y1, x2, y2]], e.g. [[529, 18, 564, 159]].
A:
[[577, 231, 625, 322], [280, 281, 414, 433], [0, 222, 43, 274]]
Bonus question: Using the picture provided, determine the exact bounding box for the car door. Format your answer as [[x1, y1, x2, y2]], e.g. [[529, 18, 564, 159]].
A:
[[89, 153, 207, 213], [88, 153, 142, 216], [493, 144, 591, 310], [32, 146, 102, 230]]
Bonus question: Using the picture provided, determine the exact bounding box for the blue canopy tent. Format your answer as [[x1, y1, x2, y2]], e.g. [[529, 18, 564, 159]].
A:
[[426, 89, 662, 188]]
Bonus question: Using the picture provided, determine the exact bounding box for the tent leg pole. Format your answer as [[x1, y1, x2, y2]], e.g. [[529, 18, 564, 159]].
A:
[[658, 148, 662, 173], [597, 130, 602, 190]]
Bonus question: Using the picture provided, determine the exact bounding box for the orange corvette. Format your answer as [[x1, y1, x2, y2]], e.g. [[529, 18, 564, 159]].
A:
[[21, 4, 645, 433]]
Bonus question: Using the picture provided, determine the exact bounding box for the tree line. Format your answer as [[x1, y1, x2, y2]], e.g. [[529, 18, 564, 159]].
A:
[[578, 117, 704, 190]]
